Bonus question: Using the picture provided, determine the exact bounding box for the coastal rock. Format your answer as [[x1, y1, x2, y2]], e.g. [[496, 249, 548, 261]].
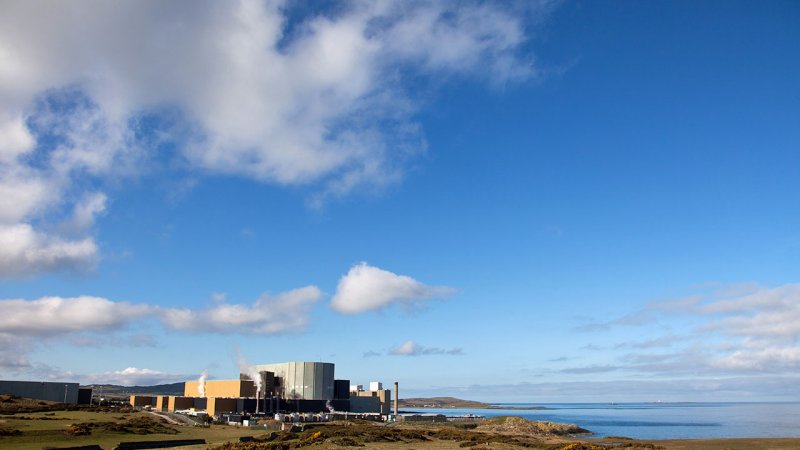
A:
[[477, 416, 591, 436]]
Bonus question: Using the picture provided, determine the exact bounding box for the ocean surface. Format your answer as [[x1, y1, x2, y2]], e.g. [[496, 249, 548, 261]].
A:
[[408, 402, 800, 440]]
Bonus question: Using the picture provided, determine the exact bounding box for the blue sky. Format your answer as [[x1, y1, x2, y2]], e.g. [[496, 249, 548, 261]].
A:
[[1, 0, 799, 402]]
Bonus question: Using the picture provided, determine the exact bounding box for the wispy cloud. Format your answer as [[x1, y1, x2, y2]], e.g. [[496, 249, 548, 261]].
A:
[[574, 310, 655, 332], [389, 340, 462, 356], [82, 367, 190, 386], [403, 376, 800, 402], [573, 283, 800, 377], [559, 364, 620, 374]]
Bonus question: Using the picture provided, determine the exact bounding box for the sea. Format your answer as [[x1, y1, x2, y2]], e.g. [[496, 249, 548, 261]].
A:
[[407, 403, 800, 440]]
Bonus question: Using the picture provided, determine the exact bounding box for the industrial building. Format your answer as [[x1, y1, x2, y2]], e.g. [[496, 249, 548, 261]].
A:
[[350, 381, 393, 415], [253, 362, 334, 400], [0, 380, 92, 404], [129, 361, 398, 420]]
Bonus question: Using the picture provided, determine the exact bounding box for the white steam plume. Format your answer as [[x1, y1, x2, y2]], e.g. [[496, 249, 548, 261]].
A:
[[197, 369, 208, 397], [237, 351, 262, 397]]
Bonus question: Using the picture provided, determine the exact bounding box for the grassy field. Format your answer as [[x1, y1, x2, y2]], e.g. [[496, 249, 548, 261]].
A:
[[0, 409, 264, 450]]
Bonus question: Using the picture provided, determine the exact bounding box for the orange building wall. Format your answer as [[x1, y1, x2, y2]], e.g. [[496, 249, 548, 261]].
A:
[[184, 380, 256, 398], [129, 395, 156, 407], [167, 396, 196, 411], [155, 395, 168, 411], [207, 397, 239, 416]]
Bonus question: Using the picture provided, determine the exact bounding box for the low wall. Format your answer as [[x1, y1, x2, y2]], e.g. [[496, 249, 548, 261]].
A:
[[113, 439, 206, 450]]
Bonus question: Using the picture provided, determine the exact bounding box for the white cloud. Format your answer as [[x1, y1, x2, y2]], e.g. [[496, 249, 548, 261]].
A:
[[162, 286, 323, 334], [0, 286, 323, 375], [0, 296, 151, 335], [389, 340, 462, 356], [0, 115, 34, 162], [0, 225, 98, 277], [67, 192, 108, 232], [0, 167, 55, 224], [331, 262, 455, 314], [0, 0, 545, 276]]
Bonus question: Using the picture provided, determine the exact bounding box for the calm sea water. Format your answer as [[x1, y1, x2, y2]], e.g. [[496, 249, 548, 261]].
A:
[[409, 403, 800, 440]]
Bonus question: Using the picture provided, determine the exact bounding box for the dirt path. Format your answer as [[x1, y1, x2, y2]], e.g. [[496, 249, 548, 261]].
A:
[[145, 410, 183, 425]]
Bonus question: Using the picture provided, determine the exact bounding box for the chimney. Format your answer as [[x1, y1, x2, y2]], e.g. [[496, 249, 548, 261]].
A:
[[393, 382, 399, 416]]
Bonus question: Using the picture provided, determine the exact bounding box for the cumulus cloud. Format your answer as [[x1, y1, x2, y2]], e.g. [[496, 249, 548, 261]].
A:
[[389, 340, 462, 356], [0, 296, 151, 336], [331, 262, 455, 314], [161, 286, 323, 334], [0, 224, 99, 277], [0, 0, 546, 275], [0, 286, 322, 374]]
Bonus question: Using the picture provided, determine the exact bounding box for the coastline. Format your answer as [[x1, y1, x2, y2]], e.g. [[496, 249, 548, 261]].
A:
[[399, 401, 800, 441], [640, 438, 800, 450]]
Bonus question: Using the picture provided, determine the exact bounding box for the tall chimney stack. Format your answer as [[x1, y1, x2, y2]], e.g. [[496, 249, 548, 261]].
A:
[[393, 382, 399, 416]]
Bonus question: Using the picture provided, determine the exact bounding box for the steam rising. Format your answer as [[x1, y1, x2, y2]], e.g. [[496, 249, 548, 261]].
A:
[[237, 351, 262, 397], [197, 369, 208, 397]]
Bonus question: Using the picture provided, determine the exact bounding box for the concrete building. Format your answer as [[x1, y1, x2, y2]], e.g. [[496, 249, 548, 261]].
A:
[[352, 388, 392, 415], [253, 362, 334, 401], [0, 380, 83, 404]]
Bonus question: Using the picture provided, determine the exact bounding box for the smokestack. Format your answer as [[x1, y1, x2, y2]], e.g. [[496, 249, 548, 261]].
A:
[[393, 382, 398, 416]]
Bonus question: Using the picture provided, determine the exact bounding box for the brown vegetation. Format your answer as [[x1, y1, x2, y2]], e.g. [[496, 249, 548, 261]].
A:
[[0, 394, 135, 414], [64, 416, 179, 437], [207, 418, 669, 450], [0, 424, 22, 436]]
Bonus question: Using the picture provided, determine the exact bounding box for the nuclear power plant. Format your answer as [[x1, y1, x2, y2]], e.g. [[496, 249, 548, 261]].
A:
[[129, 361, 399, 420]]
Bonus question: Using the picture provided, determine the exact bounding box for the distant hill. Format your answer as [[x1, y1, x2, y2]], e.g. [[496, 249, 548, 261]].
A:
[[398, 397, 490, 408], [85, 382, 185, 397]]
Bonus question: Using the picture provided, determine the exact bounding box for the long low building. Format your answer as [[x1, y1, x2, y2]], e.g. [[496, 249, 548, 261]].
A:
[[0, 380, 92, 404]]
